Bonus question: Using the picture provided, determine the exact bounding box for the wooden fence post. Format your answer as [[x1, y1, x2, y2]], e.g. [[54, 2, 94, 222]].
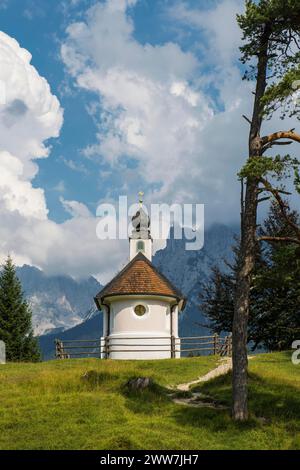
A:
[[55, 339, 60, 359], [171, 336, 176, 358], [55, 339, 66, 359], [104, 336, 109, 359], [213, 333, 218, 355]]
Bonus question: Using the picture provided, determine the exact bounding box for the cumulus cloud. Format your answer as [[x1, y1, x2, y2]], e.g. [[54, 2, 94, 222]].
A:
[[2, 0, 297, 284], [60, 0, 253, 226], [60, 197, 92, 218], [170, 0, 244, 66], [0, 150, 47, 219], [61, 0, 212, 198], [0, 31, 62, 219], [0, 31, 126, 282]]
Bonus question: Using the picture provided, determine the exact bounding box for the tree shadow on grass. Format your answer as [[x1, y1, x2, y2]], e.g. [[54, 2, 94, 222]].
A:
[[247, 372, 300, 423], [172, 369, 300, 434], [172, 405, 257, 436]]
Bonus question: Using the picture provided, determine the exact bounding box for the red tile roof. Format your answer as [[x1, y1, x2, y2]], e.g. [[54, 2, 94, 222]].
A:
[[95, 252, 185, 307]]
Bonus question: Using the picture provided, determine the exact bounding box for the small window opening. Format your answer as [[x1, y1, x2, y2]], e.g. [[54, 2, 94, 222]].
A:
[[137, 241, 145, 253], [134, 305, 147, 317]]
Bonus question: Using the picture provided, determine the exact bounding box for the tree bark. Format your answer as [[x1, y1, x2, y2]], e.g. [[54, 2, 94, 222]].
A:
[[232, 27, 270, 421], [232, 177, 258, 420]]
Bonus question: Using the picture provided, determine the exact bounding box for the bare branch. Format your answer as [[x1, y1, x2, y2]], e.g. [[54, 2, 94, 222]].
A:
[[261, 130, 300, 145], [258, 187, 291, 196], [263, 140, 292, 149], [242, 115, 252, 125], [277, 189, 292, 195], [257, 196, 271, 203], [262, 140, 293, 153], [257, 236, 300, 245], [259, 176, 300, 241]]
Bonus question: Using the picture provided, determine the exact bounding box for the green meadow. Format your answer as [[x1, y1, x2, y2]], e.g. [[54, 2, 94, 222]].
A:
[[0, 352, 299, 450]]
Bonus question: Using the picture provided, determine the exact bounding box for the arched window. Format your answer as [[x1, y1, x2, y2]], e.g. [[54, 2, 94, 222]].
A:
[[137, 241, 145, 253]]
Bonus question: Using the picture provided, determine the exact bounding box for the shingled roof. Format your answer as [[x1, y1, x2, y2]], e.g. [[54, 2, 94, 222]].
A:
[[94, 252, 185, 309]]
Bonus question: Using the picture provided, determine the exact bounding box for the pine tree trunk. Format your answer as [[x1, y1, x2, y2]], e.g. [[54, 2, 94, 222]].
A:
[[232, 27, 270, 421], [232, 177, 258, 420]]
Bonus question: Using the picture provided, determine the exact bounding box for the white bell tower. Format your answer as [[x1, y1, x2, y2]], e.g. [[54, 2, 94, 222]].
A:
[[129, 192, 153, 261]]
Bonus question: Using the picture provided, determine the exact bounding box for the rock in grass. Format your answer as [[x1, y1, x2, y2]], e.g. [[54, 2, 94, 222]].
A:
[[126, 377, 153, 391]]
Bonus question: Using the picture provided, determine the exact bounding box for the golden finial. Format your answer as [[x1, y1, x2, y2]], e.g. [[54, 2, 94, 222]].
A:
[[138, 191, 144, 207]]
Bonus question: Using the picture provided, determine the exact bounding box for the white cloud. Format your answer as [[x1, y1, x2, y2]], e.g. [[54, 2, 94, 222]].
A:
[[0, 31, 63, 219], [53, 180, 66, 193], [60, 197, 92, 218], [170, 0, 244, 66], [60, 0, 252, 226], [1, 1, 297, 285], [60, 1, 207, 193], [0, 30, 125, 282], [0, 150, 47, 219]]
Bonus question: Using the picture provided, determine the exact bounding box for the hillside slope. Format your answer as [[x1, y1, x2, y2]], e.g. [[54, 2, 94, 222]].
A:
[[0, 352, 298, 450]]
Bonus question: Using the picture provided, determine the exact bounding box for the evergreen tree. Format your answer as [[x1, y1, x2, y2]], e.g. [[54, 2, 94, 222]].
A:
[[200, 203, 300, 351], [233, 0, 300, 420], [253, 206, 300, 350], [0, 256, 40, 362]]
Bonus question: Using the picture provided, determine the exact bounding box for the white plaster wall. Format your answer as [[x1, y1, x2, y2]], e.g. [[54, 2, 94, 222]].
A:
[[172, 305, 179, 337], [101, 297, 180, 359], [102, 305, 108, 336], [0, 340, 5, 364], [112, 298, 170, 335]]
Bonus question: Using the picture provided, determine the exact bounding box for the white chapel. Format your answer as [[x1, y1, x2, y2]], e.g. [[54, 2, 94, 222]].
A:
[[94, 199, 186, 359]]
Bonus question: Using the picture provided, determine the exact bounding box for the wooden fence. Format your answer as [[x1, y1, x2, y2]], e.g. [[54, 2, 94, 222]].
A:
[[55, 334, 232, 359]]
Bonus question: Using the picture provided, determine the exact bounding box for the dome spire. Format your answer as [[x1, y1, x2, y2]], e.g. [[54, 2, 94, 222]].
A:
[[130, 192, 152, 261]]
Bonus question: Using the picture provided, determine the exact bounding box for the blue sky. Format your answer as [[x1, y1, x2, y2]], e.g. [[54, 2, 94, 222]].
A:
[[0, 0, 243, 223], [1, 0, 112, 223], [0, 0, 298, 280], [0, 1, 195, 223]]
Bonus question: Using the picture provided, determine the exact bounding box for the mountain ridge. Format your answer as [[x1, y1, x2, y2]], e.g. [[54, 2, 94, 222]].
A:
[[16, 265, 102, 336], [36, 223, 238, 359]]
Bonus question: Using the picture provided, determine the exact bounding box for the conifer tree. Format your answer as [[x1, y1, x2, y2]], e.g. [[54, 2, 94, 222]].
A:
[[233, 0, 300, 420], [200, 203, 300, 352], [0, 256, 40, 362]]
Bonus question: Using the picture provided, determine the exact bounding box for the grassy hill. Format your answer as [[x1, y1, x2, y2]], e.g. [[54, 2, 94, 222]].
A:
[[0, 352, 299, 450]]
